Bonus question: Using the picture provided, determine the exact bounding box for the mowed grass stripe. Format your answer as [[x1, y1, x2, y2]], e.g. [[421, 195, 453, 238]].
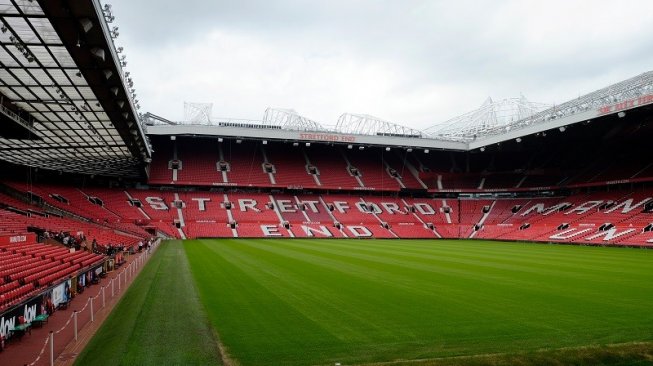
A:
[[75, 241, 223, 366], [339, 238, 653, 270], [306, 239, 653, 275], [287, 239, 653, 306], [232, 238, 649, 321], [185, 239, 653, 366], [185, 239, 346, 364], [228, 239, 650, 338], [266, 239, 647, 283], [277, 239, 653, 303]]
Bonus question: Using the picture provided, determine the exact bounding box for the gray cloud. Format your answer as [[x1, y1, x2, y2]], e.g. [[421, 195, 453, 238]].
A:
[[110, 0, 653, 129]]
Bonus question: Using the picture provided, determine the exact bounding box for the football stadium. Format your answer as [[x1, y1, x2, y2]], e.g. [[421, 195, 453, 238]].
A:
[[0, 1, 652, 365]]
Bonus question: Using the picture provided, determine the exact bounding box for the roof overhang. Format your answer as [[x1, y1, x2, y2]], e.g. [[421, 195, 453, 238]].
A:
[[147, 95, 653, 152], [469, 92, 653, 149], [147, 124, 469, 151], [0, 0, 150, 177], [147, 70, 653, 152]]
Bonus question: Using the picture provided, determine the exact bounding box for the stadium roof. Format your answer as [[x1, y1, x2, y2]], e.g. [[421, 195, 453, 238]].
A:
[[424, 96, 551, 141], [466, 71, 653, 148], [0, 0, 150, 177], [146, 71, 653, 151]]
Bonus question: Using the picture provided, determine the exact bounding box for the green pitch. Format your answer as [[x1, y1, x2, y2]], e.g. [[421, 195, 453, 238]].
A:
[[76, 239, 653, 366]]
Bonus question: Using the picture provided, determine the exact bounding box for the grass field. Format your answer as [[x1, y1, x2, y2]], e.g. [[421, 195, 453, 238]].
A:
[[74, 241, 222, 366], [76, 239, 653, 366]]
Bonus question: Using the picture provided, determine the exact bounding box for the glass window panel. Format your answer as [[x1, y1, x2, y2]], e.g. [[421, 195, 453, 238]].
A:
[[17, 0, 44, 15], [6, 17, 37, 43], [27, 45, 56, 67], [45, 69, 71, 86], [0, 2, 20, 15], [0, 47, 21, 67], [0, 69, 19, 85], [30, 18, 59, 43], [64, 69, 87, 86], [49, 46, 75, 67], [11, 68, 37, 85]]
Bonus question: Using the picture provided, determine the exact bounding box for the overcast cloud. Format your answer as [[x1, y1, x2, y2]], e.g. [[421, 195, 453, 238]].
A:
[[110, 0, 653, 129]]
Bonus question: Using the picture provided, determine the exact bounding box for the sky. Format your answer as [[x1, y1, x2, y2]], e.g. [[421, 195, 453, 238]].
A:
[[110, 0, 653, 130]]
